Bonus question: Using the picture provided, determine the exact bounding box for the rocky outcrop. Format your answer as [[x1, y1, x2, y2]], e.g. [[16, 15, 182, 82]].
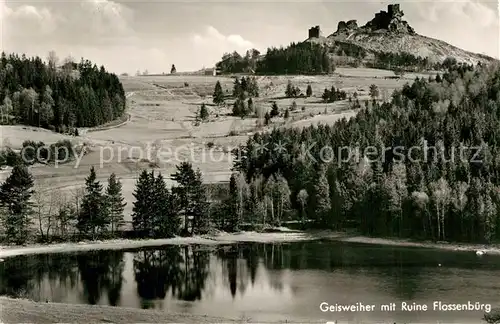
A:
[[346, 20, 358, 30], [336, 20, 358, 34], [331, 4, 415, 36], [303, 3, 495, 66], [363, 4, 415, 34]]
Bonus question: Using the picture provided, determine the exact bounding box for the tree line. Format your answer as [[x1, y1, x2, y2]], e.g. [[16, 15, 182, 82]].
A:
[[216, 43, 334, 75], [0, 157, 309, 244], [0, 52, 126, 133], [214, 42, 488, 75]]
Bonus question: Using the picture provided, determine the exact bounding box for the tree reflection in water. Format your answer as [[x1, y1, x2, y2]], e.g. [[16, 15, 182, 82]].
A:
[[77, 250, 125, 305], [0, 241, 446, 310], [132, 245, 210, 308]]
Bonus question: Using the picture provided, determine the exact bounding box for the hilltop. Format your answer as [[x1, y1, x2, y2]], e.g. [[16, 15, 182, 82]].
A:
[[306, 4, 496, 68]]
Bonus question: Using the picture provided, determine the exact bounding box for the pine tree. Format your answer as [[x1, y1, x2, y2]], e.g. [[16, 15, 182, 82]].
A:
[[322, 88, 330, 102], [314, 164, 331, 226], [199, 103, 209, 121], [0, 165, 35, 244], [132, 170, 154, 237], [170, 64, 176, 74], [270, 102, 279, 117], [191, 169, 210, 234], [213, 81, 225, 105], [247, 77, 259, 97], [285, 80, 293, 98], [227, 174, 239, 232], [77, 167, 108, 239], [106, 173, 126, 237], [171, 162, 197, 235], [232, 99, 244, 117], [240, 77, 248, 93], [247, 98, 254, 115], [264, 112, 271, 125], [369, 84, 379, 99], [306, 84, 313, 97], [152, 173, 180, 238], [233, 78, 242, 99], [297, 189, 309, 223]]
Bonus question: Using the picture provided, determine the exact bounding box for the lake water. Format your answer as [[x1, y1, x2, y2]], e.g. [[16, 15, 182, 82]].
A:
[[1, 241, 499, 323]]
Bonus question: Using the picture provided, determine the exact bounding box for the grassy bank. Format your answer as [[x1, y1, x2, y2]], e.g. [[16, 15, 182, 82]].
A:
[[0, 297, 241, 324]]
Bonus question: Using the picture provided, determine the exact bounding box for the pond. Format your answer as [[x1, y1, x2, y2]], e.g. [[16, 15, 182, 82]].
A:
[[0, 241, 499, 323]]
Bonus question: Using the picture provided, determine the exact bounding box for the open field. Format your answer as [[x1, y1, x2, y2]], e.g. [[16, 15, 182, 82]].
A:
[[0, 68, 413, 221]]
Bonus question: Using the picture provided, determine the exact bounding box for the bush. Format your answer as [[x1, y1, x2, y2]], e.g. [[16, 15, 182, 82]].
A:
[[21, 141, 47, 164], [0, 148, 23, 167]]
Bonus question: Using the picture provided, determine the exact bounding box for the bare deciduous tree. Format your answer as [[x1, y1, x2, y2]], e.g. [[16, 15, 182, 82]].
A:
[[70, 185, 85, 237], [62, 55, 75, 75], [47, 50, 59, 70], [34, 181, 59, 241]]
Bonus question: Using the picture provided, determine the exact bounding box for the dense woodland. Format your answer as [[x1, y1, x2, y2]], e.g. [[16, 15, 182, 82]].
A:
[[0, 52, 126, 132], [233, 62, 500, 243], [2, 53, 500, 246]]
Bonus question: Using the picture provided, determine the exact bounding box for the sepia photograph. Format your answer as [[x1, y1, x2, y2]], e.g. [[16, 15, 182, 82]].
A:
[[0, 0, 499, 323]]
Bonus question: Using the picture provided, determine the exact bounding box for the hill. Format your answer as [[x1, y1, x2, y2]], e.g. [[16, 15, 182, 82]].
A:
[[216, 3, 497, 75], [306, 4, 496, 68]]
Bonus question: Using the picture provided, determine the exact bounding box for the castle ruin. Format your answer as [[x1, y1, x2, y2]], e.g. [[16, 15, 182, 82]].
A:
[[331, 3, 415, 36], [365, 4, 414, 34], [308, 26, 322, 38]]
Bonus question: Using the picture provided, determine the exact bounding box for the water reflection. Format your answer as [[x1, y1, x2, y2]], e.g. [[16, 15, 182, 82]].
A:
[[1, 242, 500, 322]]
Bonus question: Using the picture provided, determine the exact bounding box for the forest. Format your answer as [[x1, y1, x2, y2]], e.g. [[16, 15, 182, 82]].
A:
[[216, 43, 333, 75], [233, 62, 500, 243], [0, 52, 126, 133], [2, 55, 500, 246]]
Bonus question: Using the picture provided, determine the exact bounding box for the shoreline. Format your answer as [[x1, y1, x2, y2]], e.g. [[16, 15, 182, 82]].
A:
[[0, 230, 336, 259], [0, 297, 244, 324], [1, 230, 500, 259], [338, 236, 500, 255], [1, 232, 499, 323]]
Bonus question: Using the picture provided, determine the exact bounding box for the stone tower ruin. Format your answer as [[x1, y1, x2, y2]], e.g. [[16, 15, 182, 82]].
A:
[[308, 26, 321, 38]]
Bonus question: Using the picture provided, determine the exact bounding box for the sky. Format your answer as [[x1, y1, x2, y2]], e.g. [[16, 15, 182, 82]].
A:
[[1, 0, 499, 75]]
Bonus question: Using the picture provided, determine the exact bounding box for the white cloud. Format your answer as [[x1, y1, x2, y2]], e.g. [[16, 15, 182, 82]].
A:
[[2, 3, 57, 36], [78, 0, 135, 37], [193, 25, 254, 51], [190, 26, 256, 69], [2, 0, 137, 47], [227, 34, 254, 48]]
